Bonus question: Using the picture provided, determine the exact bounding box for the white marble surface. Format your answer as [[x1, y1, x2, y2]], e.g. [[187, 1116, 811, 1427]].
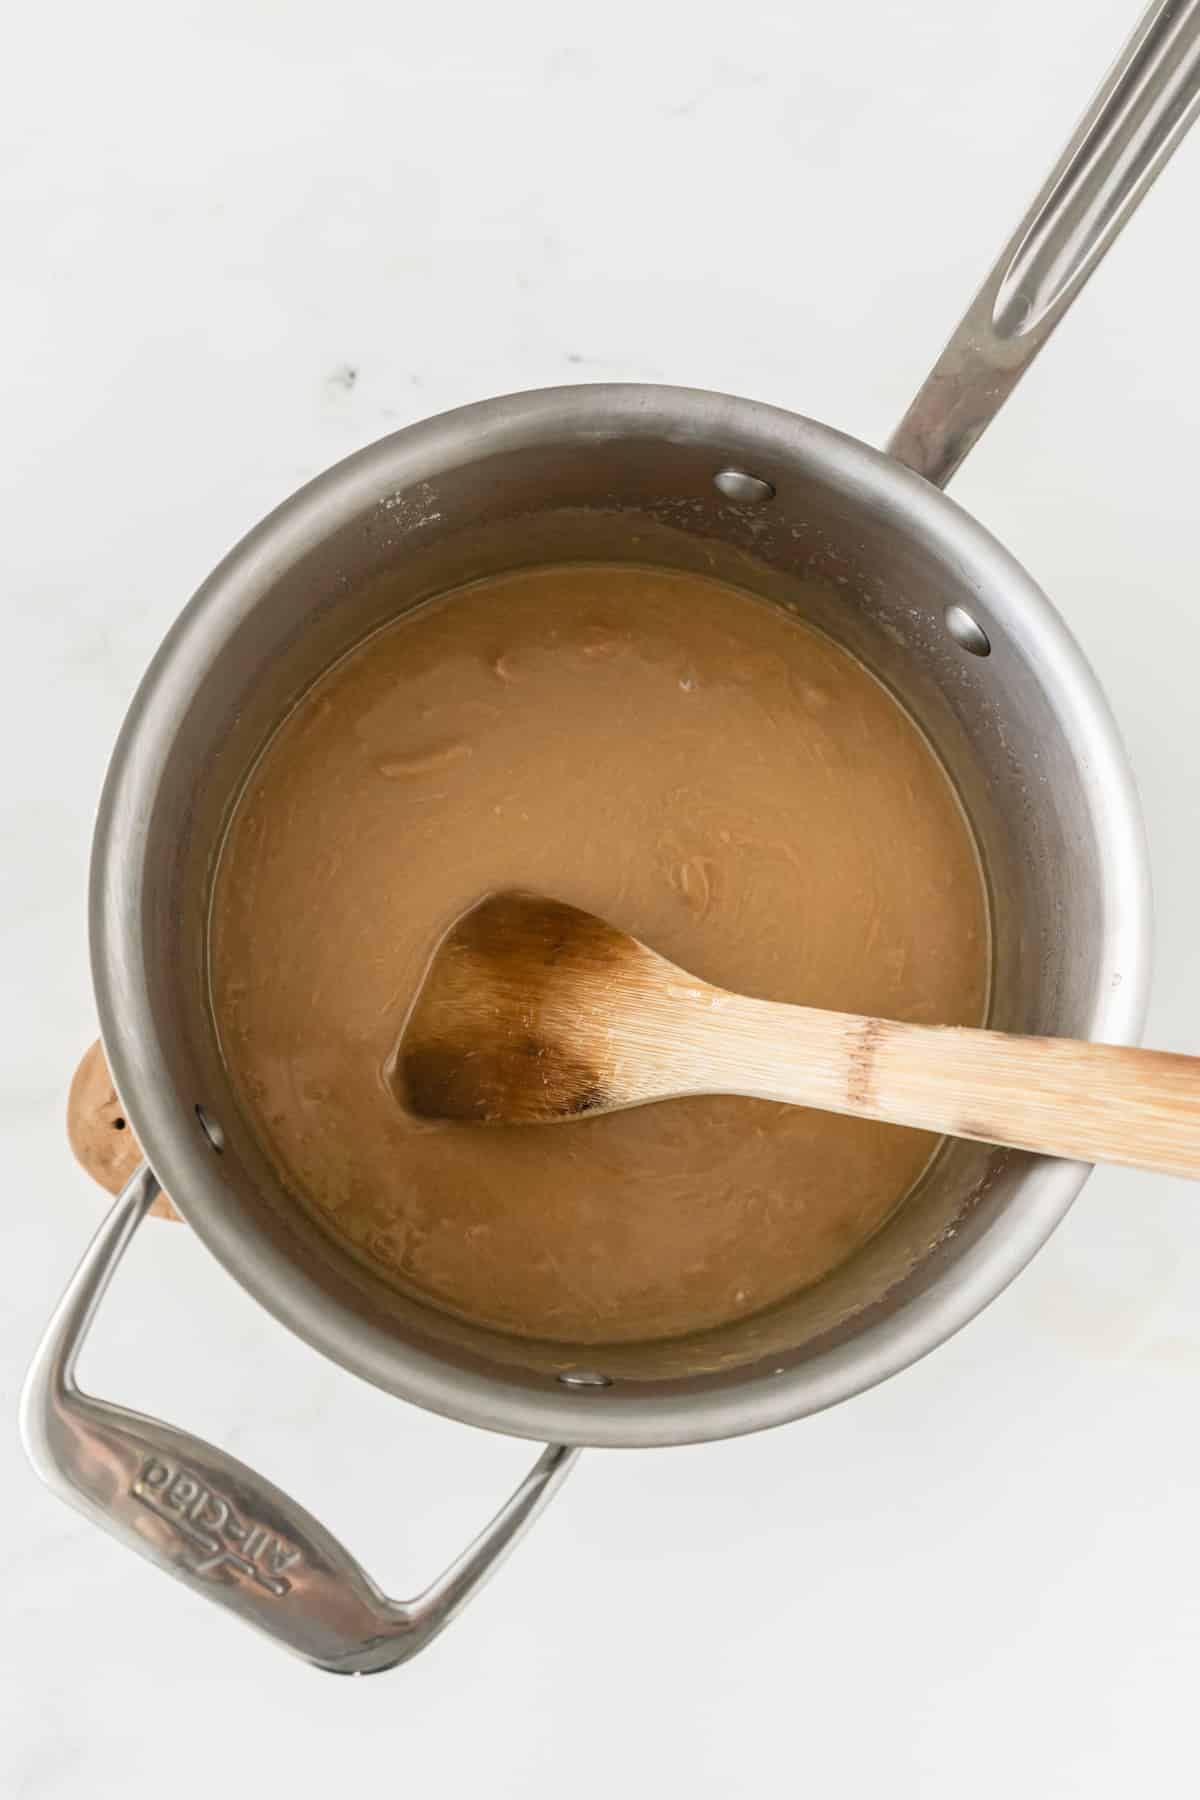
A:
[[5, 0, 1200, 1791]]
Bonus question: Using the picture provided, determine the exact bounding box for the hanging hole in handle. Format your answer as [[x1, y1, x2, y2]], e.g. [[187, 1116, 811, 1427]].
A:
[[195, 1105, 226, 1152], [112, 1117, 126, 1131]]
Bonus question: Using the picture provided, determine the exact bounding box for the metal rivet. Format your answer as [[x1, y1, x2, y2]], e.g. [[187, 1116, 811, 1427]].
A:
[[195, 1104, 226, 1152], [713, 468, 776, 503], [557, 1369, 612, 1389], [945, 604, 991, 657]]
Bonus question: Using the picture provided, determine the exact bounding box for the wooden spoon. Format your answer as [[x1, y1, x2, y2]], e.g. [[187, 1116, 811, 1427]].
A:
[[396, 892, 1200, 1178]]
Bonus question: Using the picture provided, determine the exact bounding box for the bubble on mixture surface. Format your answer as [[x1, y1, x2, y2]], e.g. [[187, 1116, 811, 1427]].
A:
[[575, 626, 624, 662], [672, 855, 715, 918]]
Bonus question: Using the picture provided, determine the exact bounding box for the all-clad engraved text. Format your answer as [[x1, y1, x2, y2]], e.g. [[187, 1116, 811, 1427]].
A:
[[132, 1457, 301, 1596]]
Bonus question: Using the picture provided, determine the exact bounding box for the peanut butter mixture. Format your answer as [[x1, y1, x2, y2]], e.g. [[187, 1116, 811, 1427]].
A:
[[209, 564, 988, 1343]]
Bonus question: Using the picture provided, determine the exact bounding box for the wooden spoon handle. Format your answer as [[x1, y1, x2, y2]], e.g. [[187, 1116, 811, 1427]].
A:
[[67, 1041, 180, 1220], [708, 1001, 1200, 1178]]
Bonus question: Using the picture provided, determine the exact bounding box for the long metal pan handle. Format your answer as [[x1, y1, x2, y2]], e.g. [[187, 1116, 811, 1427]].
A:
[[20, 1164, 579, 1675], [888, 0, 1200, 488]]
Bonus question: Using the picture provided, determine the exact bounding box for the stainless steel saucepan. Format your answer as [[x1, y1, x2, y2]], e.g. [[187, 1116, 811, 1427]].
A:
[[23, 0, 1200, 1673]]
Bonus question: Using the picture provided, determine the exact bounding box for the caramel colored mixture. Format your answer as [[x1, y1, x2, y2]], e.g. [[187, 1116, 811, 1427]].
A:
[[209, 565, 988, 1343]]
